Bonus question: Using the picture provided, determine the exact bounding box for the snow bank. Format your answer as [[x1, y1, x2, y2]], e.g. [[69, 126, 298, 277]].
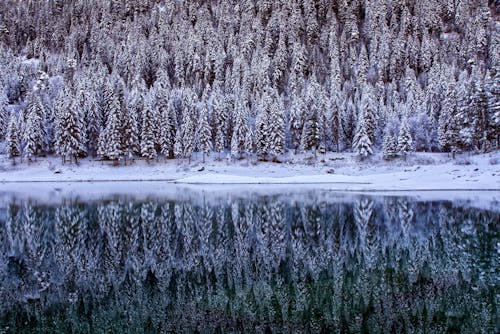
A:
[[0, 151, 498, 191]]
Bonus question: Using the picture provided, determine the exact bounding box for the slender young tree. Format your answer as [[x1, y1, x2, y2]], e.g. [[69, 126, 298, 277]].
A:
[[141, 96, 157, 163], [197, 104, 212, 163], [383, 132, 398, 160], [6, 114, 20, 164], [267, 93, 286, 159], [23, 95, 45, 163], [398, 117, 413, 160], [353, 116, 373, 159], [231, 99, 249, 159]]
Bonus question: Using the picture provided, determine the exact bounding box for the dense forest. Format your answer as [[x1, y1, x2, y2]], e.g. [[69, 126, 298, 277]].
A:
[[0, 0, 498, 165]]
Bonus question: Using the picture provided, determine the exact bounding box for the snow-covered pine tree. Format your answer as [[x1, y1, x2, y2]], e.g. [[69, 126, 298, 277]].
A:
[[459, 77, 489, 151], [398, 117, 413, 160], [6, 114, 20, 164], [361, 87, 377, 143], [0, 91, 7, 139], [122, 104, 139, 164], [175, 89, 196, 162], [141, 95, 157, 163], [55, 89, 85, 164], [23, 94, 45, 162], [288, 92, 304, 153], [83, 88, 100, 158], [353, 115, 373, 159], [267, 92, 285, 159], [211, 88, 227, 159], [230, 98, 249, 159], [98, 94, 122, 165], [438, 79, 460, 156], [197, 103, 212, 163], [301, 112, 320, 158], [330, 91, 342, 152], [300, 80, 325, 158], [181, 109, 195, 162], [486, 71, 499, 148], [382, 132, 398, 160]]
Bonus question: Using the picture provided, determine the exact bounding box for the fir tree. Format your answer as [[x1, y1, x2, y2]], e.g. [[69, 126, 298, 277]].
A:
[[98, 95, 122, 164], [55, 89, 85, 164], [267, 94, 286, 159], [353, 117, 373, 159], [231, 99, 249, 159], [197, 104, 212, 163], [122, 106, 139, 163], [181, 110, 195, 162], [383, 132, 398, 160], [6, 114, 20, 164], [0, 91, 7, 139], [23, 95, 45, 162], [398, 118, 413, 160], [141, 96, 157, 163]]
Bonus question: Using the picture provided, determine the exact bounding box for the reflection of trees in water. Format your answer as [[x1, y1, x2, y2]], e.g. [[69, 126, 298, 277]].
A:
[[0, 196, 498, 333]]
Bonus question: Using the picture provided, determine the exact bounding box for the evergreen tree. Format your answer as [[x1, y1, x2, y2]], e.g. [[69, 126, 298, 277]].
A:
[[459, 77, 489, 151], [0, 91, 7, 139], [382, 132, 398, 160], [55, 90, 85, 164], [353, 116, 373, 159], [181, 109, 195, 162], [159, 99, 177, 160], [197, 104, 212, 163], [486, 72, 500, 148], [141, 96, 157, 163], [23, 95, 45, 162], [83, 89, 100, 158], [398, 118, 413, 160], [122, 105, 139, 163], [289, 94, 304, 153], [438, 81, 460, 155], [98, 95, 122, 164], [301, 82, 322, 157], [231, 99, 249, 159], [6, 114, 20, 164], [361, 88, 377, 143], [267, 93, 286, 159]]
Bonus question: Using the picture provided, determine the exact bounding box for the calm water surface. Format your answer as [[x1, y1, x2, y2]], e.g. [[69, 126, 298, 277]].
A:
[[0, 190, 498, 333]]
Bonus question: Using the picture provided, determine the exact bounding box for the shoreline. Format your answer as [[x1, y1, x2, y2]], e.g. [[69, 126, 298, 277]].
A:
[[0, 151, 498, 191]]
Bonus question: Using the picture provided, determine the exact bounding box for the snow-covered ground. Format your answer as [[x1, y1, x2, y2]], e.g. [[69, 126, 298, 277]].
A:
[[0, 151, 499, 191]]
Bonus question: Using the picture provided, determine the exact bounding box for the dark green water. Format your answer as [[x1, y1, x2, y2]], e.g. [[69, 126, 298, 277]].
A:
[[0, 192, 498, 333]]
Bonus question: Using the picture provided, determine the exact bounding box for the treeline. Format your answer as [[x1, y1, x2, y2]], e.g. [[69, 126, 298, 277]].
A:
[[0, 0, 499, 165]]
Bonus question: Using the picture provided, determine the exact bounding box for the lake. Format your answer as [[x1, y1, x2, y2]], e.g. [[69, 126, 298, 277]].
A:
[[0, 188, 498, 333]]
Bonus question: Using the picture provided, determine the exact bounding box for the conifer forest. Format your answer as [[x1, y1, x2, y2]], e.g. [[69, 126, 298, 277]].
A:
[[1, 2, 500, 333], [0, 0, 499, 165]]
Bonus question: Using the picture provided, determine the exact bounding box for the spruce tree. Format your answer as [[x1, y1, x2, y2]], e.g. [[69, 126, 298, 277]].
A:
[[6, 114, 20, 164], [0, 91, 7, 139], [353, 117, 373, 159], [267, 94, 285, 159], [55, 89, 85, 164], [141, 96, 157, 163], [23, 95, 45, 162], [230, 99, 248, 159], [197, 104, 212, 163], [181, 110, 195, 162], [398, 118, 413, 160], [98, 95, 123, 165], [383, 132, 398, 160]]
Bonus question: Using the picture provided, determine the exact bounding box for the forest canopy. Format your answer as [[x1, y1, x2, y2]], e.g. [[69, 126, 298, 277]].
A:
[[0, 0, 498, 164]]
